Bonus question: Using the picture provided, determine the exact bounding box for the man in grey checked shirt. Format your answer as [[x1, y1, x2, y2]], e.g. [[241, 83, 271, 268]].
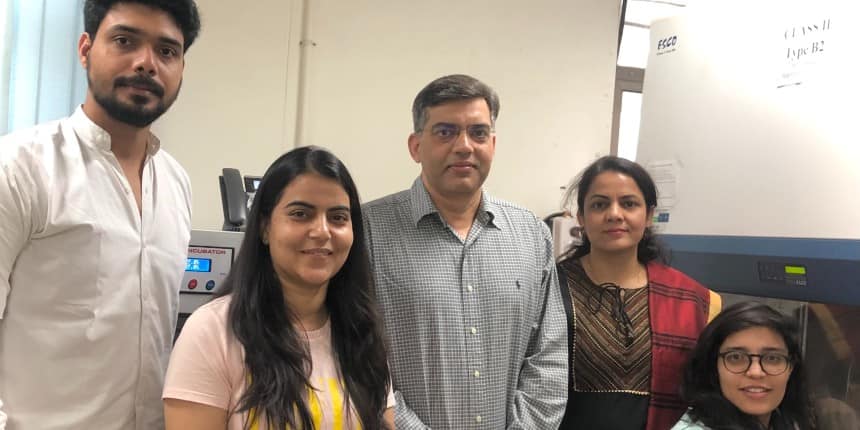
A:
[[362, 74, 568, 429]]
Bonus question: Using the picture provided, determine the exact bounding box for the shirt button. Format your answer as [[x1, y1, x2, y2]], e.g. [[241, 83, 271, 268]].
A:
[[470, 327, 477, 335], [473, 370, 480, 378], [476, 415, 482, 423], [467, 285, 473, 292]]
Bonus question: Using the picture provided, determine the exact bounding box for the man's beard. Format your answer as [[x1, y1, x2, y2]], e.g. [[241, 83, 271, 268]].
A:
[[87, 63, 180, 128]]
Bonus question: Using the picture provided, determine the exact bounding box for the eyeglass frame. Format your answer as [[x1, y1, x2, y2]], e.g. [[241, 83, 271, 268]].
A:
[[416, 123, 494, 144], [718, 350, 793, 376]]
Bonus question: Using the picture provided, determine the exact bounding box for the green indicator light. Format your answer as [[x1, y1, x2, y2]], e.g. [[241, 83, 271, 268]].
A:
[[785, 265, 806, 275]]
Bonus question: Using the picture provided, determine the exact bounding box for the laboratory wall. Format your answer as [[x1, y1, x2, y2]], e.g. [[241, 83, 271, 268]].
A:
[[154, 0, 622, 230], [152, 0, 303, 229]]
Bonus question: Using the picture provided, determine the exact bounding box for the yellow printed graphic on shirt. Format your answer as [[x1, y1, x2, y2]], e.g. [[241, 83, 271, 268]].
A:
[[248, 377, 357, 430]]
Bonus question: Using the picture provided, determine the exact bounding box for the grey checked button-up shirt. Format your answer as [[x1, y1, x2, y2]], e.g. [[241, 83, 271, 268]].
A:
[[363, 178, 568, 429]]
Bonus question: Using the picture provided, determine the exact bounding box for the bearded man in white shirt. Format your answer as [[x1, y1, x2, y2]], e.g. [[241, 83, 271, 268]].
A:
[[0, 1, 200, 428]]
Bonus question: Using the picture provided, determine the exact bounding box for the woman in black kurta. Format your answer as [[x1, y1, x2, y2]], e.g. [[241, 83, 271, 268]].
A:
[[557, 156, 720, 430]]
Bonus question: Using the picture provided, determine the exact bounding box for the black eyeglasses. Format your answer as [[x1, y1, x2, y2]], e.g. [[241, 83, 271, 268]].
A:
[[719, 350, 792, 375]]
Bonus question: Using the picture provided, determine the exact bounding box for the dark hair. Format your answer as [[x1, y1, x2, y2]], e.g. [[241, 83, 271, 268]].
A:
[[412, 74, 500, 132], [216, 146, 390, 430], [681, 302, 816, 430], [559, 155, 667, 263], [84, 0, 201, 51]]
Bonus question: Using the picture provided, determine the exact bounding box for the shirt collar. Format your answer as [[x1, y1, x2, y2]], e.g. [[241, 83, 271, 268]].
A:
[[70, 106, 161, 156], [409, 177, 500, 229]]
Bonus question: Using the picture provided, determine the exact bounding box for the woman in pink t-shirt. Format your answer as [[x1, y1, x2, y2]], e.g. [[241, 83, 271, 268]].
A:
[[164, 147, 394, 429]]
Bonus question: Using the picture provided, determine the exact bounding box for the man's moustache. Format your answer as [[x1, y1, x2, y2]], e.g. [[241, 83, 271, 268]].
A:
[[114, 76, 164, 97]]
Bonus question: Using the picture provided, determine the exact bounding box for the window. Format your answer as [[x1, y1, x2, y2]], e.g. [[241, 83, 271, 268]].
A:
[[1, 0, 12, 135], [611, 67, 644, 159], [617, 91, 643, 160]]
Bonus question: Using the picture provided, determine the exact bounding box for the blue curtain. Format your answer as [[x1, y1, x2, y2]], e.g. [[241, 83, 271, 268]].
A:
[[1, 0, 12, 134], [3, 0, 86, 134]]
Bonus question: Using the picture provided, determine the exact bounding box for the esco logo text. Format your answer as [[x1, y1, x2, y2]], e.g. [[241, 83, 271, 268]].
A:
[[657, 36, 678, 51]]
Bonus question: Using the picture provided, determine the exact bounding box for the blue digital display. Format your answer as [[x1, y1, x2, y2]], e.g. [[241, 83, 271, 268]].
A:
[[186, 258, 212, 273]]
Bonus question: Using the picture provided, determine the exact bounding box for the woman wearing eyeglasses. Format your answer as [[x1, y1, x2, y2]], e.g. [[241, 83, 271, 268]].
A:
[[556, 156, 721, 430], [673, 301, 816, 430]]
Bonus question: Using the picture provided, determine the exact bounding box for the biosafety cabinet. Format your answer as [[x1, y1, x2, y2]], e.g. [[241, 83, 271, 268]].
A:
[[637, 1, 860, 428]]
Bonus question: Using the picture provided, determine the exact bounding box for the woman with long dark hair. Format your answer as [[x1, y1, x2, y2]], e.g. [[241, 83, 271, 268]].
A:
[[674, 301, 815, 429], [163, 146, 393, 429], [557, 156, 721, 430]]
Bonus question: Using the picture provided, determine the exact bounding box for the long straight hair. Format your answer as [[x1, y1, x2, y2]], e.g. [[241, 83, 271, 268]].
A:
[[680, 302, 816, 430], [216, 146, 390, 429]]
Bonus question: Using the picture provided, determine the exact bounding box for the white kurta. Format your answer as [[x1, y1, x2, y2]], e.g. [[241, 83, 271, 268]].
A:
[[0, 107, 192, 429]]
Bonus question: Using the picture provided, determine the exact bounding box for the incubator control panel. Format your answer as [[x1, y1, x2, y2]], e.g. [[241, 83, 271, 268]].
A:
[[178, 230, 243, 315], [181, 245, 233, 294]]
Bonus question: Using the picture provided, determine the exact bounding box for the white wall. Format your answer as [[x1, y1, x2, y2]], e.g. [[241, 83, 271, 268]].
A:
[[153, 0, 304, 229], [157, 0, 620, 229]]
